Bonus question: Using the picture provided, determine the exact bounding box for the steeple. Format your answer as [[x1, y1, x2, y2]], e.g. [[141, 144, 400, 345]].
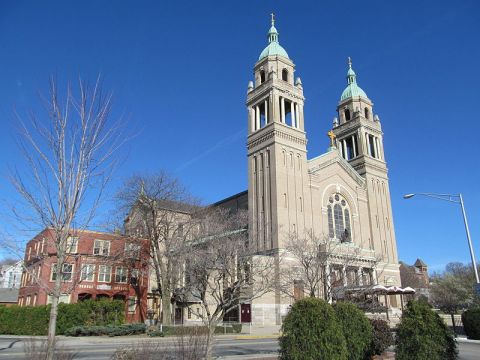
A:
[[341, 57, 368, 101], [259, 14, 289, 60]]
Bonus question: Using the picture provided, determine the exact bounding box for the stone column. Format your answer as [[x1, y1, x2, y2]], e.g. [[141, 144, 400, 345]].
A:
[[342, 140, 348, 160], [342, 266, 347, 287], [256, 105, 260, 130], [291, 101, 296, 127], [325, 263, 331, 303], [264, 99, 268, 124], [281, 97, 286, 123], [358, 268, 363, 286], [352, 135, 357, 158]]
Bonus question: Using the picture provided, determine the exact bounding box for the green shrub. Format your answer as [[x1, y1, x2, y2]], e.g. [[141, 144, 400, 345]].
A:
[[396, 300, 458, 360], [147, 329, 165, 337], [333, 302, 373, 360], [0, 299, 126, 336], [64, 323, 146, 337], [279, 297, 347, 360], [368, 319, 393, 356], [0, 305, 50, 335], [232, 323, 242, 333], [462, 308, 480, 340]]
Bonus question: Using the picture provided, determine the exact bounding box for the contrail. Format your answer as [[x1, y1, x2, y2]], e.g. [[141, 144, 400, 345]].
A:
[[174, 128, 244, 173]]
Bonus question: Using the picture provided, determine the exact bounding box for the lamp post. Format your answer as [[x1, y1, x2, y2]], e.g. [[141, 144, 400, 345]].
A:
[[403, 193, 479, 284]]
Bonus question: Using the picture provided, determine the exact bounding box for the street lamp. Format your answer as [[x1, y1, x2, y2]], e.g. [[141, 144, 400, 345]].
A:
[[403, 192, 479, 285]]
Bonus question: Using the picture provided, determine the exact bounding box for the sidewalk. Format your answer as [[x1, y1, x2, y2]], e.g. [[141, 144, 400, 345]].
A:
[[236, 324, 281, 339]]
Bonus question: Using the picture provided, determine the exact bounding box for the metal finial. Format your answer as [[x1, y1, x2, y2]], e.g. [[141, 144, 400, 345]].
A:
[[271, 13, 275, 26], [348, 56, 352, 68]]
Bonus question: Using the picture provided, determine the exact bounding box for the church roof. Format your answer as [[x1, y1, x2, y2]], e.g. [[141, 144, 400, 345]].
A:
[[340, 58, 368, 101], [414, 258, 427, 267], [258, 16, 289, 60]]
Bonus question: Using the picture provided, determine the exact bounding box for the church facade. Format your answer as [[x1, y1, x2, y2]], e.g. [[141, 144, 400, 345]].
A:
[[239, 17, 401, 324]]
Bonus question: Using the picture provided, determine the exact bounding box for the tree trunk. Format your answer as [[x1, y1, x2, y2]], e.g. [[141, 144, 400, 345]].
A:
[[162, 295, 172, 326], [451, 312, 457, 337], [46, 263, 63, 360], [205, 322, 216, 360]]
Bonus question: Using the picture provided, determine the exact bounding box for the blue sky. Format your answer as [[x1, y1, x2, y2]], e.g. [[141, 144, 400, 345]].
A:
[[0, 0, 479, 272]]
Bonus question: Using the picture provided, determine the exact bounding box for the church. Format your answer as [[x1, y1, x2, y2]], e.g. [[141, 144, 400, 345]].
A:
[[214, 16, 401, 324]]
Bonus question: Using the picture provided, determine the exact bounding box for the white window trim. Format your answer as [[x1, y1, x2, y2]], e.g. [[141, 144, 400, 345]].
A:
[[97, 265, 112, 283], [66, 236, 79, 254], [50, 263, 75, 282], [115, 266, 128, 284], [80, 264, 96, 282], [93, 239, 111, 256]]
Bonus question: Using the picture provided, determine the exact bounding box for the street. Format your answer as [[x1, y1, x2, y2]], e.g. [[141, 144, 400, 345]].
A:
[[0, 336, 479, 359]]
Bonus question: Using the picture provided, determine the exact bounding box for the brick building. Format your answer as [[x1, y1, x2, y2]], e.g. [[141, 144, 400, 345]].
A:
[[18, 228, 149, 323]]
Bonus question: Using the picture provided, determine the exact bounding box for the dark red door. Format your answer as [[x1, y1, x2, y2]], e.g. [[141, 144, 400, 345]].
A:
[[240, 304, 251, 323]]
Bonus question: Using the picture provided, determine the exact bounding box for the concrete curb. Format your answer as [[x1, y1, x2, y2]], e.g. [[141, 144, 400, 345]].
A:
[[235, 335, 279, 340], [217, 354, 278, 360], [456, 337, 480, 344]]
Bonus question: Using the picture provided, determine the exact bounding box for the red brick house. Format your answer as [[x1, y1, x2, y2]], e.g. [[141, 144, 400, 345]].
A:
[[18, 228, 149, 323]]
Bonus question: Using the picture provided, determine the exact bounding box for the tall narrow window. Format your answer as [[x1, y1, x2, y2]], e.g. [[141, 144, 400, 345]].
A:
[[344, 109, 351, 121], [334, 204, 344, 238], [327, 194, 353, 242], [368, 135, 376, 158], [260, 70, 265, 83], [282, 69, 288, 82], [364, 108, 370, 119], [327, 205, 334, 238]]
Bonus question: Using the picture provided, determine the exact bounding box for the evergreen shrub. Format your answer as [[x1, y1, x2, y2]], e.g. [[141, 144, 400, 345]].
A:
[[64, 323, 146, 337], [279, 297, 348, 360], [396, 300, 458, 360], [367, 319, 393, 356], [0, 299, 125, 335], [333, 302, 373, 360], [462, 307, 480, 340]]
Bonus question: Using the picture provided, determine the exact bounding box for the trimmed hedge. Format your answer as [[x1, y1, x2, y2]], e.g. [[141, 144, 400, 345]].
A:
[[0, 304, 50, 336], [280, 297, 348, 360], [396, 300, 458, 360], [462, 308, 480, 340], [64, 323, 146, 337], [156, 324, 241, 336], [0, 299, 125, 336], [368, 319, 393, 356], [333, 302, 373, 360]]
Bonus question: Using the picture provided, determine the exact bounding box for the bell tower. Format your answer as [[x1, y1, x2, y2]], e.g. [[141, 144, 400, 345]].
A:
[[332, 58, 399, 269], [247, 15, 309, 252]]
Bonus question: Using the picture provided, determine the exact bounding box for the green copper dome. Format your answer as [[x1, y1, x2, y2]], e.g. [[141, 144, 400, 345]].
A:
[[258, 16, 289, 60], [340, 58, 368, 101]]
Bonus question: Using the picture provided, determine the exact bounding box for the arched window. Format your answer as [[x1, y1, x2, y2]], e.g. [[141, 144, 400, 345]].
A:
[[344, 109, 351, 121], [327, 194, 352, 242], [260, 70, 266, 84], [282, 69, 289, 82], [364, 108, 370, 119]]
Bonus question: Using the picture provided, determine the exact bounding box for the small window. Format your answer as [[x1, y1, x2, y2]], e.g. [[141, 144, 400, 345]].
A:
[[130, 269, 139, 286], [364, 108, 370, 119], [344, 109, 351, 121], [115, 267, 128, 283], [51, 263, 74, 282], [94, 240, 110, 256], [80, 264, 95, 282], [98, 265, 112, 283], [125, 243, 141, 259], [66, 237, 78, 254], [128, 296, 137, 313], [260, 70, 266, 83], [282, 69, 289, 82]]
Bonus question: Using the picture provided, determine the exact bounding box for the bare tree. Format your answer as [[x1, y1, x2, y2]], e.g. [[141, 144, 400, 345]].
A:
[[430, 262, 479, 335], [185, 207, 275, 359], [117, 172, 199, 325], [279, 230, 382, 303], [9, 77, 124, 359]]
